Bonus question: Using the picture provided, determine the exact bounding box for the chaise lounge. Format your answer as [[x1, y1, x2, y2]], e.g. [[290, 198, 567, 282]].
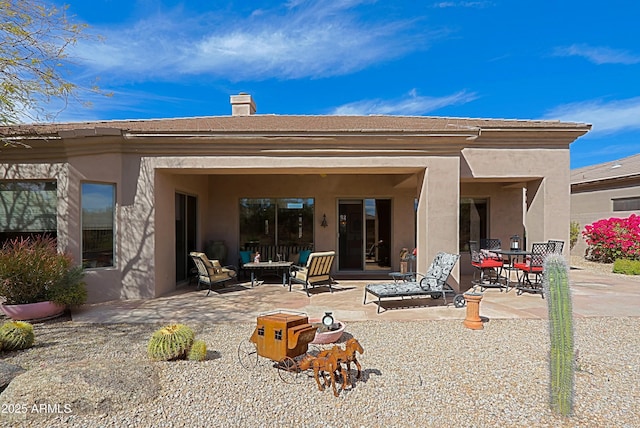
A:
[[363, 252, 464, 313]]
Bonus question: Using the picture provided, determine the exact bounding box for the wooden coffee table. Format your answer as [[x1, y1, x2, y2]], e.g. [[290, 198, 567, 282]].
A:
[[243, 261, 293, 287]]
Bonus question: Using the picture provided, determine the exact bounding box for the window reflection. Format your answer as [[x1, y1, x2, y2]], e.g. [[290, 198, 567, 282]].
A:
[[239, 198, 314, 247], [82, 183, 115, 268], [0, 181, 57, 243], [460, 198, 487, 252]]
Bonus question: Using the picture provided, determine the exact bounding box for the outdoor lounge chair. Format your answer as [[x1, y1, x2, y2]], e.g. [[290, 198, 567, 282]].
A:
[[189, 252, 238, 296], [288, 251, 335, 297], [363, 252, 464, 313]]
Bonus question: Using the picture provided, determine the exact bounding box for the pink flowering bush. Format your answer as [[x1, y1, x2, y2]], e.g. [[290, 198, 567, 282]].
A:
[[582, 214, 640, 262]]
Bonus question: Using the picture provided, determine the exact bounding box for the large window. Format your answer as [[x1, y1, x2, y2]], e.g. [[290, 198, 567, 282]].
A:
[[459, 198, 487, 252], [0, 180, 57, 243], [612, 197, 640, 212], [82, 183, 115, 268], [239, 198, 314, 247]]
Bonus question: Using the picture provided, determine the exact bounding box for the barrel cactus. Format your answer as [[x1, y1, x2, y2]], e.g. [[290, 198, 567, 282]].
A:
[[542, 254, 575, 416], [0, 321, 35, 351], [187, 339, 207, 362], [147, 324, 195, 361]]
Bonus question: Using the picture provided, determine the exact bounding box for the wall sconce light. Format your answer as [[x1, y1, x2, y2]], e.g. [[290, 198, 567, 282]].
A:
[[321, 214, 328, 228]]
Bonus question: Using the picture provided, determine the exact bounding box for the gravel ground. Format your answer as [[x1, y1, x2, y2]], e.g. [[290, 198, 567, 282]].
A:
[[1, 258, 639, 427], [570, 255, 640, 280]]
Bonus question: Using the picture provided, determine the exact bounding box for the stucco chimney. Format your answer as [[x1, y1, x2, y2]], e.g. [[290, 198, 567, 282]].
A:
[[230, 93, 256, 116]]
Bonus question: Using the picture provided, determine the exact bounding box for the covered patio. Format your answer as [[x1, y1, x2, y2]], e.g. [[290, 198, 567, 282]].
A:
[[70, 266, 640, 324]]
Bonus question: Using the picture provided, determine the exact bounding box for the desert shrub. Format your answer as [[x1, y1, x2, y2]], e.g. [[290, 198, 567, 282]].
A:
[[0, 235, 87, 306], [612, 258, 640, 275], [582, 214, 640, 263], [569, 221, 580, 250]]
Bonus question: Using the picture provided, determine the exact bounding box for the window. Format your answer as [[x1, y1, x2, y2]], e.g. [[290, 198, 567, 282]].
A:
[[612, 197, 640, 212], [239, 198, 314, 247], [274, 329, 283, 341], [459, 198, 487, 252], [82, 183, 115, 268], [0, 180, 57, 243]]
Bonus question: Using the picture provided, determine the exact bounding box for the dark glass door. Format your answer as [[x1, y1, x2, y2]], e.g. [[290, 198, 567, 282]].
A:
[[175, 193, 197, 282], [338, 201, 364, 270]]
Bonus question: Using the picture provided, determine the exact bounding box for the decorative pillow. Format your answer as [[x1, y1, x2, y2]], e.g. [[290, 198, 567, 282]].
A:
[[299, 250, 312, 266], [239, 251, 252, 264], [211, 260, 222, 274], [480, 249, 499, 259]]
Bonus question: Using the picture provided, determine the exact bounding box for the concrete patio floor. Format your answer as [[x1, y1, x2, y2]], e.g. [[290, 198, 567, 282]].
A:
[[72, 266, 640, 324]]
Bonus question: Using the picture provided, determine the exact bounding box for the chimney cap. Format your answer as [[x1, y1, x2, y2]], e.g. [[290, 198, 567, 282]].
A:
[[230, 93, 256, 116]]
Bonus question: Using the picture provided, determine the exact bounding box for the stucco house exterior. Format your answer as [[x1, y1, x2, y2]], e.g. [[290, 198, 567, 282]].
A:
[[571, 153, 640, 256], [1, 94, 590, 303]]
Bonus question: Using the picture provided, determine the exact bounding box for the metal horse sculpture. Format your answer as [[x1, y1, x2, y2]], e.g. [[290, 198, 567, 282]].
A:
[[317, 337, 365, 389], [338, 338, 364, 380], [311, 351, 345, 397]]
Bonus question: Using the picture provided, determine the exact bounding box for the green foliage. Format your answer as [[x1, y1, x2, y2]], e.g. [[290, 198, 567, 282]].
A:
[[187, 339, 207, 362], [0, 321, 35, 351], [46, 265, 88, 306], [569, 221, 580, 251], [612, 258, 640, 275], [0, 235, 87, 306], [583, 214, 640, 262], [147, 324, 195, 361], [0, 0, 108, 128], [542, 255, 575, 417]]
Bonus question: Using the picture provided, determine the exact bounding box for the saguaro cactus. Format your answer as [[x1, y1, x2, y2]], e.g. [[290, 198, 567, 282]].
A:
[[542, 254, 575, 416]]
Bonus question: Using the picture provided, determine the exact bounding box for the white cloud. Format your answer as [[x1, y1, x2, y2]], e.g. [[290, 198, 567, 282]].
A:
[[553, 44, 640, 65], [432, 2, 493, 8], [543, 97, 640, 135], [330, 89, 478, 115], [71, 1, 427, 81]]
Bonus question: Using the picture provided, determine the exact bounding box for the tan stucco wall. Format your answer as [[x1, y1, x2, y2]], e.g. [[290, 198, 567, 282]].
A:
[[1, 142, 577, 303], [571, 186, 640, 256], [462, 148, 571, 254]]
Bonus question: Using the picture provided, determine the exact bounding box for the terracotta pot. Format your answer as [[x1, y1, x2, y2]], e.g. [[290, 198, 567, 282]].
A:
[[309, 318, 346, 344], [0, 301, 66, 321]]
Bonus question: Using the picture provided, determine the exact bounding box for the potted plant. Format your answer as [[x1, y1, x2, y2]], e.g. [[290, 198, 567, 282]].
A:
[[0, 235, 87, 320]]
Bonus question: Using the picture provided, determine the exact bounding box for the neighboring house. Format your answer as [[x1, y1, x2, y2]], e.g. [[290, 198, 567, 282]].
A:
[[571, 153, 640, 256], [0, 94, 590, 303]]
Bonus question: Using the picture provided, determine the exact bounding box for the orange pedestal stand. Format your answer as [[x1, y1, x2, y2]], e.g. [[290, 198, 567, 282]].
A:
[[463, 292, 484, 330]]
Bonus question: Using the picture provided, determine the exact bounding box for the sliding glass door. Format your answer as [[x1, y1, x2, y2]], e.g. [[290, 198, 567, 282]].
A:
[[175, 193, 197, 282], [338, 199, 391, 271]]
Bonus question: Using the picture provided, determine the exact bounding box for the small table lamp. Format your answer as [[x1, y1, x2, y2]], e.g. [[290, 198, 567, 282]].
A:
[[510, 235, 521, 251]]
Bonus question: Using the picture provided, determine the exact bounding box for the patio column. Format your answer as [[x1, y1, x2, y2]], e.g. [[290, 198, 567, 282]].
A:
[[416, 157, 460, 287], [525, 151, 571, 254]]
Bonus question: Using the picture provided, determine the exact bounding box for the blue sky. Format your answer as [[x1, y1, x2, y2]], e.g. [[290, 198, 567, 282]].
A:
[[55, 0, 640, 169]]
